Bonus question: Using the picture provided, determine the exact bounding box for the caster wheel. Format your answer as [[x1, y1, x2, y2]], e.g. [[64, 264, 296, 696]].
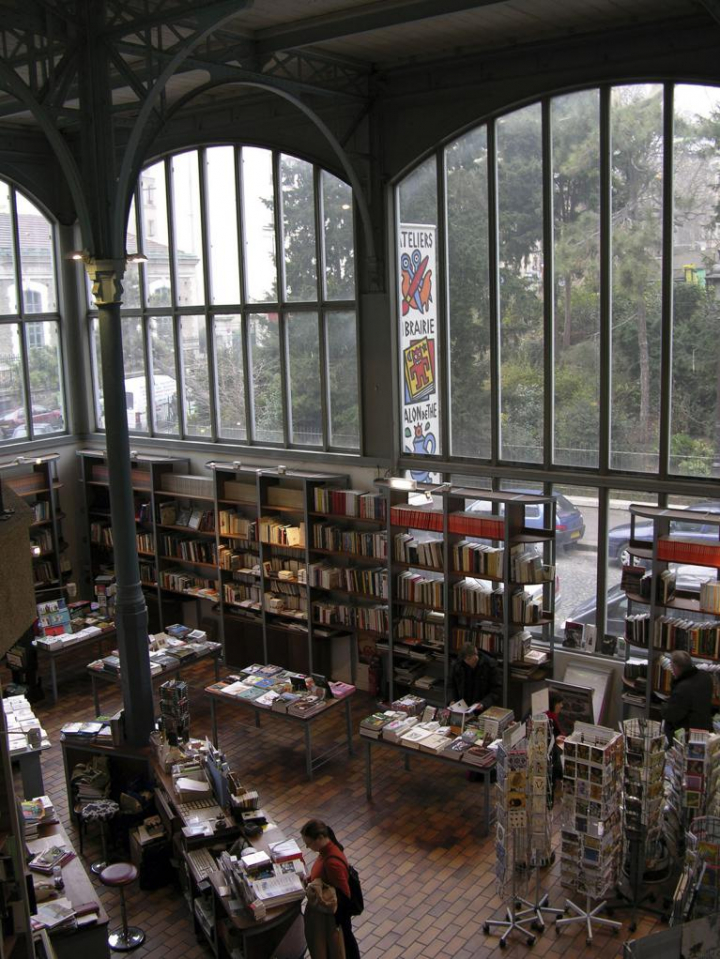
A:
[[586, 938, 592, 946], [499, 940, 506, 949], [483, 924, 490, 934], [526, 937, 536, 947]]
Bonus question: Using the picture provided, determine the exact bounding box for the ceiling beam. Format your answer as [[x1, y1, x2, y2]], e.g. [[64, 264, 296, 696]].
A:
[[697, 0, 720, 26], [253, 0, 509, 55], [101, 0, 253, 38]]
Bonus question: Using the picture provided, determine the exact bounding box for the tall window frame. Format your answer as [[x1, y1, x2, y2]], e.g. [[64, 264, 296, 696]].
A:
[[88, 145, 360, 452], [0, 178, 66, 445]]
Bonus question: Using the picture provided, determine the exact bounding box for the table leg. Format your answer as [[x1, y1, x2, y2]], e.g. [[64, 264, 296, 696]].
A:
[[305, 723, 312, 780], [214, 655, 219, 680], [210, 697, 218, 748], [344, 697, 354, 757], [255, 710, 261, 728], [404, 753, 410, 772], [92, 674, 100, 716], [19, 751, 44, 799], [482, 771, 491, 837], [50, 658, 58, 705], [365, 739, 372, 801]]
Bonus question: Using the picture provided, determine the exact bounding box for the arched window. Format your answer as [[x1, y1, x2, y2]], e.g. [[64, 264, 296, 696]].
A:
[[89, 146, 359, 451], [0, 180, 65, 443]]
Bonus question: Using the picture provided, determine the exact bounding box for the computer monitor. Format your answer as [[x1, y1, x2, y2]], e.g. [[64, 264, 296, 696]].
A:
[[204, 750, 231, 810]]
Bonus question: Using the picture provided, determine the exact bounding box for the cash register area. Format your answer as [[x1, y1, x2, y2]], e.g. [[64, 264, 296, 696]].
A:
[[6, 657, 667, 959]]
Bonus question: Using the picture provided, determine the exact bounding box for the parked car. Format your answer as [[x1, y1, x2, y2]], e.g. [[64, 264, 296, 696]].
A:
[[566, 565, 714, 637], [467, 489, 585, 549], [608, 501, 720, 567], [11, 422, 56, 438], [0, 404, 64, 437]]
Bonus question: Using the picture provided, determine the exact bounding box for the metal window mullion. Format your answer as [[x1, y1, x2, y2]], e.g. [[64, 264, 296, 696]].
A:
[[658, 84, 675, 481], [273, 151, 286, 309], [437, 149, 449, 461], [165, 158, 179, 311], [17, 319, 33, 439], [273, 153, 290, 447], [8, 186, 31, 432], [140, 313, 153, 436], [243, 310, 256, 444], [598, 86, 612, 475], [595, 486, 609, 643], [318, 309, 329, 450], [314, 167, 329, 449], [174, 313, 187, 439], [199, 149, 219, 443], [487, 121, 501, 467], [542, 99, 555, 471], [279, 310, 290, 447], [134, 184, 148, 307]]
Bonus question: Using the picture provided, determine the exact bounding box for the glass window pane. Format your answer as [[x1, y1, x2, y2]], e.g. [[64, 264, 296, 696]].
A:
[[398, 156, 437, 223], [553, 485, 596, 644], [670, 84, 720, 478], [181, 314, 211, 436], [141, 161, 171, 308], [497, 103, 544, 464], [90, 317, 104, 430], [0, 324, 27, 439], [281, 155, 317, 302], [171, 151, 205, 307], [16, 193, 56, 314], [242, 148, 277, 303], [27, 321, 64, 434], [327, 310, 359, 449], [0, 183, 17, 314], [214, 315, 246, 440], [287, 311, 322, 446], [553, 90, 600, 469], [322, 172, 354, 300], [445, 126, 491, 457], [611, 84, 663, 473], [248, 312, 282, 443], [124, 196, 141, 309], [121, 316, 148, 432], [149, 316, 179, 435], [206, 147, 241, 305]]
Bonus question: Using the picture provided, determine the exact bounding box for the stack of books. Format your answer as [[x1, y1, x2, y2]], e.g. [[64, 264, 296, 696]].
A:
[[28, 844, 75, 874]]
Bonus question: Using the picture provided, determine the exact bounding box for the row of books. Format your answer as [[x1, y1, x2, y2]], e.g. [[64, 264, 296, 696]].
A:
[[313, 486, 386, 520], [657, 535, 720, 567], [259, 516, 305, 547], [395, 532, 443, 568], [452, 540, 502, 578], [217, 544, 257, 570], [160, 534, 216, 564], [510, 546, 554, 585], [307, 561, 387, 597], [625, 611, 720, 656], [61, 713, 123, 746], [396, 570, 443, 606], [397, 611, 445, 644], [218, 510, 257, 538], [224, 582, 262, 607], [93, 463, 150, 490], [158, 501, 216, 531], [312, 523, 387, 557], [390, 504, 504, 540], [160, 472, 213, 498], [159, 568, 218, 598]]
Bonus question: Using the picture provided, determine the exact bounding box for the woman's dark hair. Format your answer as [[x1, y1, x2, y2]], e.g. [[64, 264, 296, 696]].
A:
[[300, 818, 343, 850], [548, 691, 564, 711]]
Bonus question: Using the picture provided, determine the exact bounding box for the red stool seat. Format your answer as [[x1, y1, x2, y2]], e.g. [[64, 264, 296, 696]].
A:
[[100, 863, 138, 887]]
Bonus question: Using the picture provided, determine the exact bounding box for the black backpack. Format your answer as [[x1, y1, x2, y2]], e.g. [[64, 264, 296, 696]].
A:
[[327, 856, 364, 916]]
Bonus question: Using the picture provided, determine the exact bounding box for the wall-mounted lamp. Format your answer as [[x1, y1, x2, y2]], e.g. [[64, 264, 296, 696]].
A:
[[277, 465, 287, 475], [205, 461, 217, 470], [388, 477, 416, 491], [232, 461, 242, 470], [420, 482, 452, 503], [66, 250, 88, 261], [126, 252, 148, 264]]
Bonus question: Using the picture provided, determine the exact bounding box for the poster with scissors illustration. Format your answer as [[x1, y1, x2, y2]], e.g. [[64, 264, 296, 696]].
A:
[[398, 224, 440, 484]]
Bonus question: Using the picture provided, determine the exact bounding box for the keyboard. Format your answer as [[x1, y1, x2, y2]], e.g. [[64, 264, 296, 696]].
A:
[[178, 801, 223, 824], [186, 846, 217, 883]]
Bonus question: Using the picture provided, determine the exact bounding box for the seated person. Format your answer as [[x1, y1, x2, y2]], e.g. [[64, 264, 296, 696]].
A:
[[450, 643, 501, 715], [545, 690, 566, 788], [661, 649, 714, 744]]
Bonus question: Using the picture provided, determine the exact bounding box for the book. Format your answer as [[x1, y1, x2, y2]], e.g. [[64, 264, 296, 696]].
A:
[[269, 839, 304, 863], [28, 844, 74, 874]]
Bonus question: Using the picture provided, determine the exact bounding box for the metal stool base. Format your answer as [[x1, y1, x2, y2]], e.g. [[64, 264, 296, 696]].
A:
[[91, 860, 108, 875], [108, 926, 145, 951]]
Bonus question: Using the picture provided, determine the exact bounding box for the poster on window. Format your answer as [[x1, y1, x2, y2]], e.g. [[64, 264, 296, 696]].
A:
[[398, 223, 440, 483]]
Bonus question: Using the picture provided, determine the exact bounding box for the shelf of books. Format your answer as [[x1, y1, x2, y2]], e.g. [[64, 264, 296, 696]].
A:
[[0, 454, 70, 594], [375, 481, 556, 707], [77, 450, 190, 632], [621, 503, 720, 718]]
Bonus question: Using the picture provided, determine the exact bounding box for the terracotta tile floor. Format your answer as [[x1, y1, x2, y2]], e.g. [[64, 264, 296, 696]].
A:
[[9, 658, 669, 958]]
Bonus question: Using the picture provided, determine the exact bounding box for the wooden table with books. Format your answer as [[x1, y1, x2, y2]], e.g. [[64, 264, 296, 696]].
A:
[[35, 625, 117, 704], [86, 638, 222, 714], [27, 819, 110, 959], [205, 667, 356, 780], [360, 706, 504, 837]]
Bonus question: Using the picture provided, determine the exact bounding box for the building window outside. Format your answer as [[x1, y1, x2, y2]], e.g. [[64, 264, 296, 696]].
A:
[[0, 179, 65, 443], [89, 146, 359, 450]]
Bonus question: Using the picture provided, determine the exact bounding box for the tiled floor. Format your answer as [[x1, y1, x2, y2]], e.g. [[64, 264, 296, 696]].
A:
[[9, 658, 668, 958]]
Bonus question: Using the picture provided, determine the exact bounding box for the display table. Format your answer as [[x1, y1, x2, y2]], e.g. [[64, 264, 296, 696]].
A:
[[12, 744, 49, 799], [28, 820, 110, 959], [60, 738, 153, 816], [205, 684, 355, 780], [87, 644, 222, 714], [362, 735, 496, 836], [35, 628, 117, 704]]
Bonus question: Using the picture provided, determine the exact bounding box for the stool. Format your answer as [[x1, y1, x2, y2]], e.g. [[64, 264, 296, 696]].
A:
[[99, 863, 145, 951], [79, 799, 119, 874]]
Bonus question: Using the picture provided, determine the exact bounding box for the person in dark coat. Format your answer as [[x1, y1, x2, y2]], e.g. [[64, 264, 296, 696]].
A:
[[450, 643, 501, 714], [661, 649, 714, 744]]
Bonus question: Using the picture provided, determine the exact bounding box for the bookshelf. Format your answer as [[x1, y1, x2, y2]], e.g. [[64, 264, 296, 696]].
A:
[[0, 454, 70, 595], [77, 450, 191, 631], [622, 503, 720, 718], [376, 481, 556, 707]]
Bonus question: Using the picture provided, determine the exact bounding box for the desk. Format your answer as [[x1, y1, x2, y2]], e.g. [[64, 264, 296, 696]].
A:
[[35, 629, 117, 704], [362, 736, 496, 836], [60, 739, 152, 815], [87, 645, 222, 714], [29, 821, 109, 959], [206, 685, 355, 780]]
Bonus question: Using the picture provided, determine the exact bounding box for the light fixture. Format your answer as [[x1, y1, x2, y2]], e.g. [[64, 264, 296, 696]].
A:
[[277, 465, 287, 475], [205, 460, 217, 469], [388, 477, 416, 491], [66, 250, 87, 261], [130, 449, 138, 458], [420, 482, 452, 503], [126, 252, 148, 264], [232, 460, 242, 470], [14, 455, 27, 465]]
